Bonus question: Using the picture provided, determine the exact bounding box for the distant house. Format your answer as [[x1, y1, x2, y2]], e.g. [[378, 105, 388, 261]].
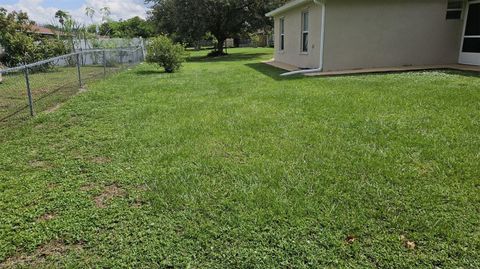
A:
[[26, 24, 64, 38], [266, 0, 480, 72]]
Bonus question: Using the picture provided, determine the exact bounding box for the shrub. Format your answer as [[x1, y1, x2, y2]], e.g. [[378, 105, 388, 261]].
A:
[[146, 35, 187, 73], [0, 9, 69, 67], [249, 34, 261, 48]]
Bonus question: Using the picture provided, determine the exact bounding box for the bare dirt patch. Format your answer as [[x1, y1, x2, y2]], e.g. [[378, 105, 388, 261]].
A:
[[127, 184, 150, 208], [136, 184, 149, 192], [29, 160, 52, 169], [131, 198, 148, 208], [79, 183, 96, 192], [345, 235, 357, 244], [47, 182, 58, 190], [400, 235, 416, 250], [94, 184, 126, 208], [45, 103, 62, 114], [36, 213, 56, 223], [90, 156, 111, 164], [0, 240, 82, 268]]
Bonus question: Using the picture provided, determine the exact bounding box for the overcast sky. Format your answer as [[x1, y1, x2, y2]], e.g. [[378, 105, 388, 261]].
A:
[[1, 0, 150, 25]]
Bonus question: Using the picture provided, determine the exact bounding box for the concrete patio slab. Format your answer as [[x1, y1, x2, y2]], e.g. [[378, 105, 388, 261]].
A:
[[263, 60, 299, 72], [305, 64, 480, 77]]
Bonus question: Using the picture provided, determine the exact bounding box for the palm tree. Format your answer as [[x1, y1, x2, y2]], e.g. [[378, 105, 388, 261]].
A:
[[55, 10, 69, 28], [85, 7, 95, 23], [100, 7, 111, 23], [85, 7, 96, 35]]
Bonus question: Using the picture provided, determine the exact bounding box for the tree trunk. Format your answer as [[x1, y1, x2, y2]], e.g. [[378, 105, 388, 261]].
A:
[[216, 38, 225, 54]]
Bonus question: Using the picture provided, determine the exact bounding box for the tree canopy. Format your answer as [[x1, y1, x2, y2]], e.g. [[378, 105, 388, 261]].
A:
[[0, 8, 68, 67], [89, 17, 155, 38], [148, 0, 287, 54]]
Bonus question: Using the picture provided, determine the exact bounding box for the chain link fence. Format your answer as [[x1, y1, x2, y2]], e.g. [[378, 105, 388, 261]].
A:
[[0, 47, 144, 123]]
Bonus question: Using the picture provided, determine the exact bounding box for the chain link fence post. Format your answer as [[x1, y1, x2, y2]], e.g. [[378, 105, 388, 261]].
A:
[[103, 50, 107, 78], [120, 50, 123, 66], [80, 47, 84, 66], [76, 53, 82, 88], [1, 47, 142, 122], [140, 37, 146, 61], [23, 66, 34, 117]]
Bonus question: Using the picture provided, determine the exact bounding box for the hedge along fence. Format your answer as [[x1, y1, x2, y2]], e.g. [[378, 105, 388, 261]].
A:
[[0, 47, 144, 123]]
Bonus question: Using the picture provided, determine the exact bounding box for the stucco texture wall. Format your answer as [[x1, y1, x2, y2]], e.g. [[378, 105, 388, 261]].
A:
[[274, 3, 323, 69], [323, 0, 465, 71]]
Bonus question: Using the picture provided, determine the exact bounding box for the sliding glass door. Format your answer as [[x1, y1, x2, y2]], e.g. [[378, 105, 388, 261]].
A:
[[459, 1, 480, 65]]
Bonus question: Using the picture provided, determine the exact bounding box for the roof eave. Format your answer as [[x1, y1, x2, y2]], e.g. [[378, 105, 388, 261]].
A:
[[265, 0, 313, 17]]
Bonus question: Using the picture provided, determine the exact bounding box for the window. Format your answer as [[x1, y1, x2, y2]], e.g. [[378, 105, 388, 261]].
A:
[[280, 18, 285, 51], [462, 2, 480, 53], [446, 0, 464, 20], [301, 11, 309, 52]]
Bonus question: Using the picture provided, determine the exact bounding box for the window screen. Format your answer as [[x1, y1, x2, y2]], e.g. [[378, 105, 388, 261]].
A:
[[464, 3, 480, 36], [462, 38, 480, 53], [301, 12, 309, 52], [446, 0, 464, 20], [280, 18, 285, 51]]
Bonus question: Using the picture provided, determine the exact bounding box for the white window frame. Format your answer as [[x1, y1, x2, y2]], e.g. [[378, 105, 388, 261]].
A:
[[279, 17, 285, 52], [301, 11, 309, 54], [446, 0, 465, 20]]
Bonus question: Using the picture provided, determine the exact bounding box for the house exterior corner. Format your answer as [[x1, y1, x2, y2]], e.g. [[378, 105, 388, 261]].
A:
[[267, 0, 478, 73], [272, 1, 323, 69]]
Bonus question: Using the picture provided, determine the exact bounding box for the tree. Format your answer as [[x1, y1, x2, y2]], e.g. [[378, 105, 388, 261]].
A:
[[97, 17, 154, 38], [86, 24, 97, 34], [148, 0, 288, 55], [149, 0, 207, 49], [100, 7, 111, 23], [85, 7, 95, 24], [54, 10, 69, 28], [249, 0, 288, 32], [0, 8, 68, 67]]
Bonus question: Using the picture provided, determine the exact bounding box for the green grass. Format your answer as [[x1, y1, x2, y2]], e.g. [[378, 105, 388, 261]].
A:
[[0, 66, 121, 121], [0, 48, 479, 268]]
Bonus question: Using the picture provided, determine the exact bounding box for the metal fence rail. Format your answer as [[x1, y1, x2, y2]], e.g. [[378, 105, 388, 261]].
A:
[[0, 47, 143, 122]]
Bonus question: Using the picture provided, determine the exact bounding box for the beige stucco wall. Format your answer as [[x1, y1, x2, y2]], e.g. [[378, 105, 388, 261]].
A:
[[273, 3, 323, 69], [323, 0, 465, 71]]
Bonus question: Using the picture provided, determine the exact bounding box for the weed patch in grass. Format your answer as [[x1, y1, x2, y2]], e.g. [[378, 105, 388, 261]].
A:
[[36, 212, 56, 223], [93, 184, 126, 208], [1, 240, 83, 268]]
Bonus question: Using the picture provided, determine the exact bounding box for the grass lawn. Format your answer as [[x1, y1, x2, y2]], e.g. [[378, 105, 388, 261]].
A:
[[0, 66, 122, 121], [0, 48, 479, 268]]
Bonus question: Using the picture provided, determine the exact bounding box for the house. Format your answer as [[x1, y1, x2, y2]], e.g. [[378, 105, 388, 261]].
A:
[[266, 0, 480, 74], [27, 24, 64, 38]]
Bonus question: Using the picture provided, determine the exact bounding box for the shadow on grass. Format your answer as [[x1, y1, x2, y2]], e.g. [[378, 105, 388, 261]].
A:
[[245, 63, 305, 81], [188, 52, 273, 63], [440, 69, 480, 78], [134, 70, 167, 76], [246, 65, 480, 81]]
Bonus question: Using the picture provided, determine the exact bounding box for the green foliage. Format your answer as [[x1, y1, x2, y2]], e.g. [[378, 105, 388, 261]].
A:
[[55, 10, 69, 26], [0, 8, 69, 67], [249, 33, 261, 48], [97, 17, 155, 38], [86, 24, 97, 34], [148, 0, 288, 54], [146, 35, 187, 72]]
